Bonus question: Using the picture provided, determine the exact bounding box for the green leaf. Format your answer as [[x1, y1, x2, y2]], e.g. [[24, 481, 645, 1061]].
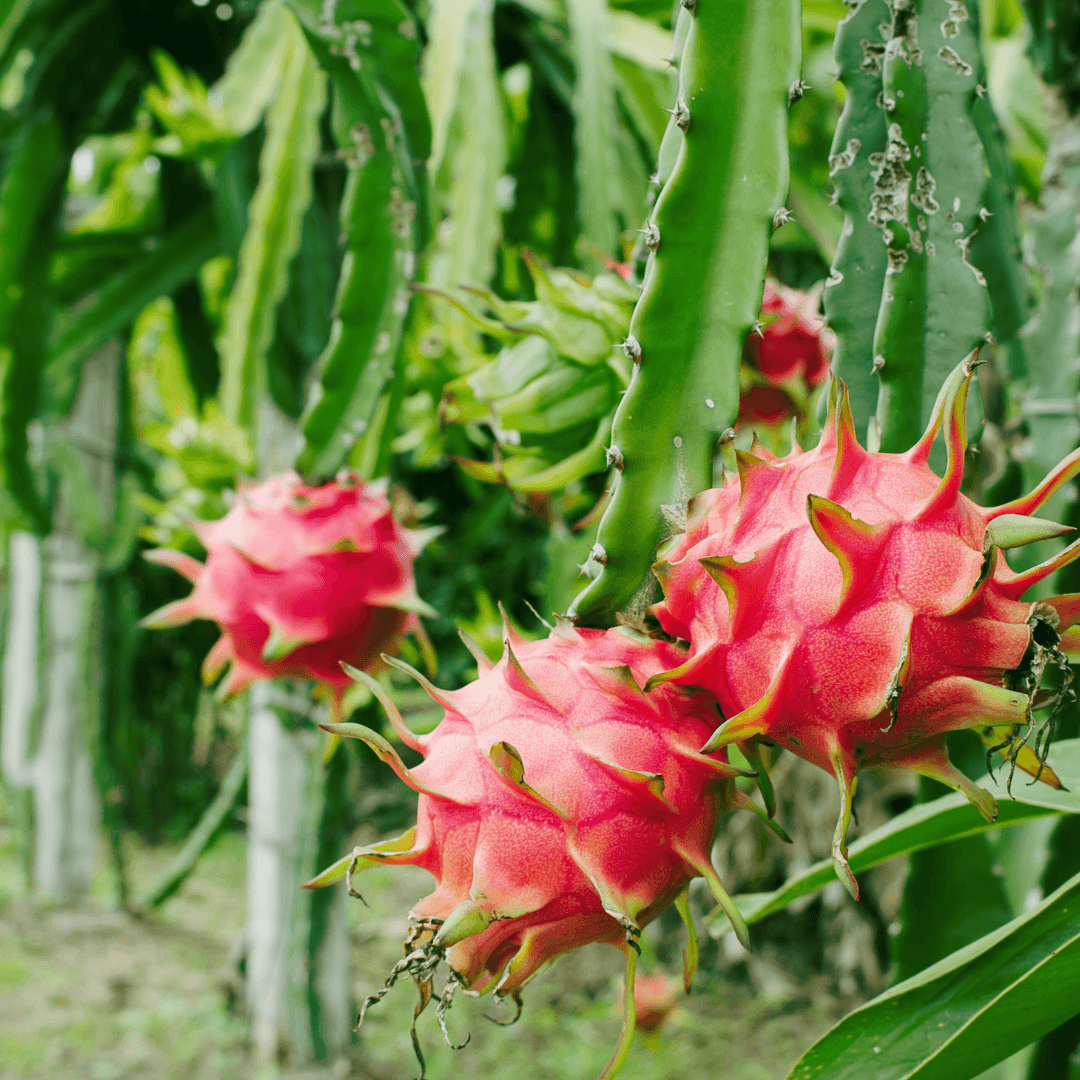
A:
[[45, 207, 220, 413], [891, 818, 1013, 982], [218, 8, 326, 436], [608, 9, 677, 72], [786, 869, 1080, 1080], [0, 0, 34, 62], [708, 738, 1080, 937]]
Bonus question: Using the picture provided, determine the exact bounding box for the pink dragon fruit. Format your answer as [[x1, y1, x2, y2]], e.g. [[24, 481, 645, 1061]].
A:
[[739, 280, 832, 427], [307, 619, 779, 1078], [651, 357, 1076, 896], [140, 471, 436, 699], [626, 971, 681, 1035]]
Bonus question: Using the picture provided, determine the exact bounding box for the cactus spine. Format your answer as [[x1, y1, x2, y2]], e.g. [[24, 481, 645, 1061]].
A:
[[570, 0, 800, 622]]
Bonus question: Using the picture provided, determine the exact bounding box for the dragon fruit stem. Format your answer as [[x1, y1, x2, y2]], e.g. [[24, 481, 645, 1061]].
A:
[[570, 0, 800, 622], [821, 0, 890, 439], [830, 749, 859, 900], [598, 948, 638, 1080]]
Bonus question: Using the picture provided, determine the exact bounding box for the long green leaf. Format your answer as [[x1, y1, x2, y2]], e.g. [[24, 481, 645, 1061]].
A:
[[786, 869, 1080, 1080], [708, 738, 1080, 937], [218, 9, 326, 435], [45, 207, 220, 412]]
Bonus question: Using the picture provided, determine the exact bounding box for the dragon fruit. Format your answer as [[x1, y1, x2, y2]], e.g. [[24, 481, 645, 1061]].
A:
[[307, 619, 778, 1078], [139, 471, 436, 699], [626, 971, 681, 1035], [739, 280, 832, 427], [651, 357, 1077, 897]]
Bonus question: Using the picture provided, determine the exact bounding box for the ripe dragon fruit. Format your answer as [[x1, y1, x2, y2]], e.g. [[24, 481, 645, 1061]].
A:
[[140, 471, 437, 699], [650, 357, 1077, 897], [739, 280, 832, 427], [307, 619, 782, 1078]]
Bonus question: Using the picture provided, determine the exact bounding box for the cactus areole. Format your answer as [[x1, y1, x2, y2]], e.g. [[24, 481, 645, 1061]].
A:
[[308, 622, 779, 1079], [650, 358, 1079, 895], [140, 471, 436, 698]]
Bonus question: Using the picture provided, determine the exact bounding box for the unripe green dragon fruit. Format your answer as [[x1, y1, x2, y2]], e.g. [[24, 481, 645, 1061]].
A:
[[428, 252, 637, 493], [650, 357, 1077, 896], [308, 620, 777, 1078], [139, 471, 436, 699]]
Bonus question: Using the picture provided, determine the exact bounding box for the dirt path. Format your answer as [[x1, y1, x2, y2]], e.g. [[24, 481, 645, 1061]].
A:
[[0, 826, 843, 1080]]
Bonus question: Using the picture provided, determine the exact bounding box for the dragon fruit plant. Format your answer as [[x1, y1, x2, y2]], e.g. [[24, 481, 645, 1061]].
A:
[[738, 279, 832, 429], [305, 619, 786, 1077], [426, 260, 831, 493], [650, 357, 1077, 896], [424, 251, 637, 493], [140, 470, 437, 701]]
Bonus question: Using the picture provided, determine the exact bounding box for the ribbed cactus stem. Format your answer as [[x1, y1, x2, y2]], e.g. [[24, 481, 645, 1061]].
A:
[[870, 0, 992, 453], [821, 0, 891, 441], [570, 0, 800, 622]]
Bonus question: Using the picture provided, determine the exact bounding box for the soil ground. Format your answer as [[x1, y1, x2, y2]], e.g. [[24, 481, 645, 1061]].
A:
[[0, 814, 847, 1080]]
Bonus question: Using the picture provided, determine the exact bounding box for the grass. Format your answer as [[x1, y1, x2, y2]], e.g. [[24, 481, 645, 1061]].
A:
[[0, 808, 844, 1080]]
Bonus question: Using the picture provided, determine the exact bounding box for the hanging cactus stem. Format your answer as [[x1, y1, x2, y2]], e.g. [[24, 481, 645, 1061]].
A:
[[571, 0, 800, 623], [821, 0, 890, 437]]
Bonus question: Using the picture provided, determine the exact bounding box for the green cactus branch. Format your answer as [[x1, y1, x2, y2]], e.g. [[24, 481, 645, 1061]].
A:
[[823, 1, 1027, 457], [872, 0, 993, 454], [290, 0, 425, 483], [821, 0, 890, 441], [569, 0, 800, 623], [218, 9, 326, 439]]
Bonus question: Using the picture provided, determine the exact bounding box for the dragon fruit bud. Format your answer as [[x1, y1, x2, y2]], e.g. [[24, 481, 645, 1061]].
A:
[[308, 619, 764, 1079], [651, 356, 1077, 898], [139, 471, 437, 698], [739, 280, 833, 427]]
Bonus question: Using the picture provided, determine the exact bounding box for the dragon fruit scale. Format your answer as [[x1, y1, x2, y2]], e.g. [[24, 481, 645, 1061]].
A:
[[308, 619, 774, 1079], [139, 471, 437, 699], [650, 357, 1078, 897]]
